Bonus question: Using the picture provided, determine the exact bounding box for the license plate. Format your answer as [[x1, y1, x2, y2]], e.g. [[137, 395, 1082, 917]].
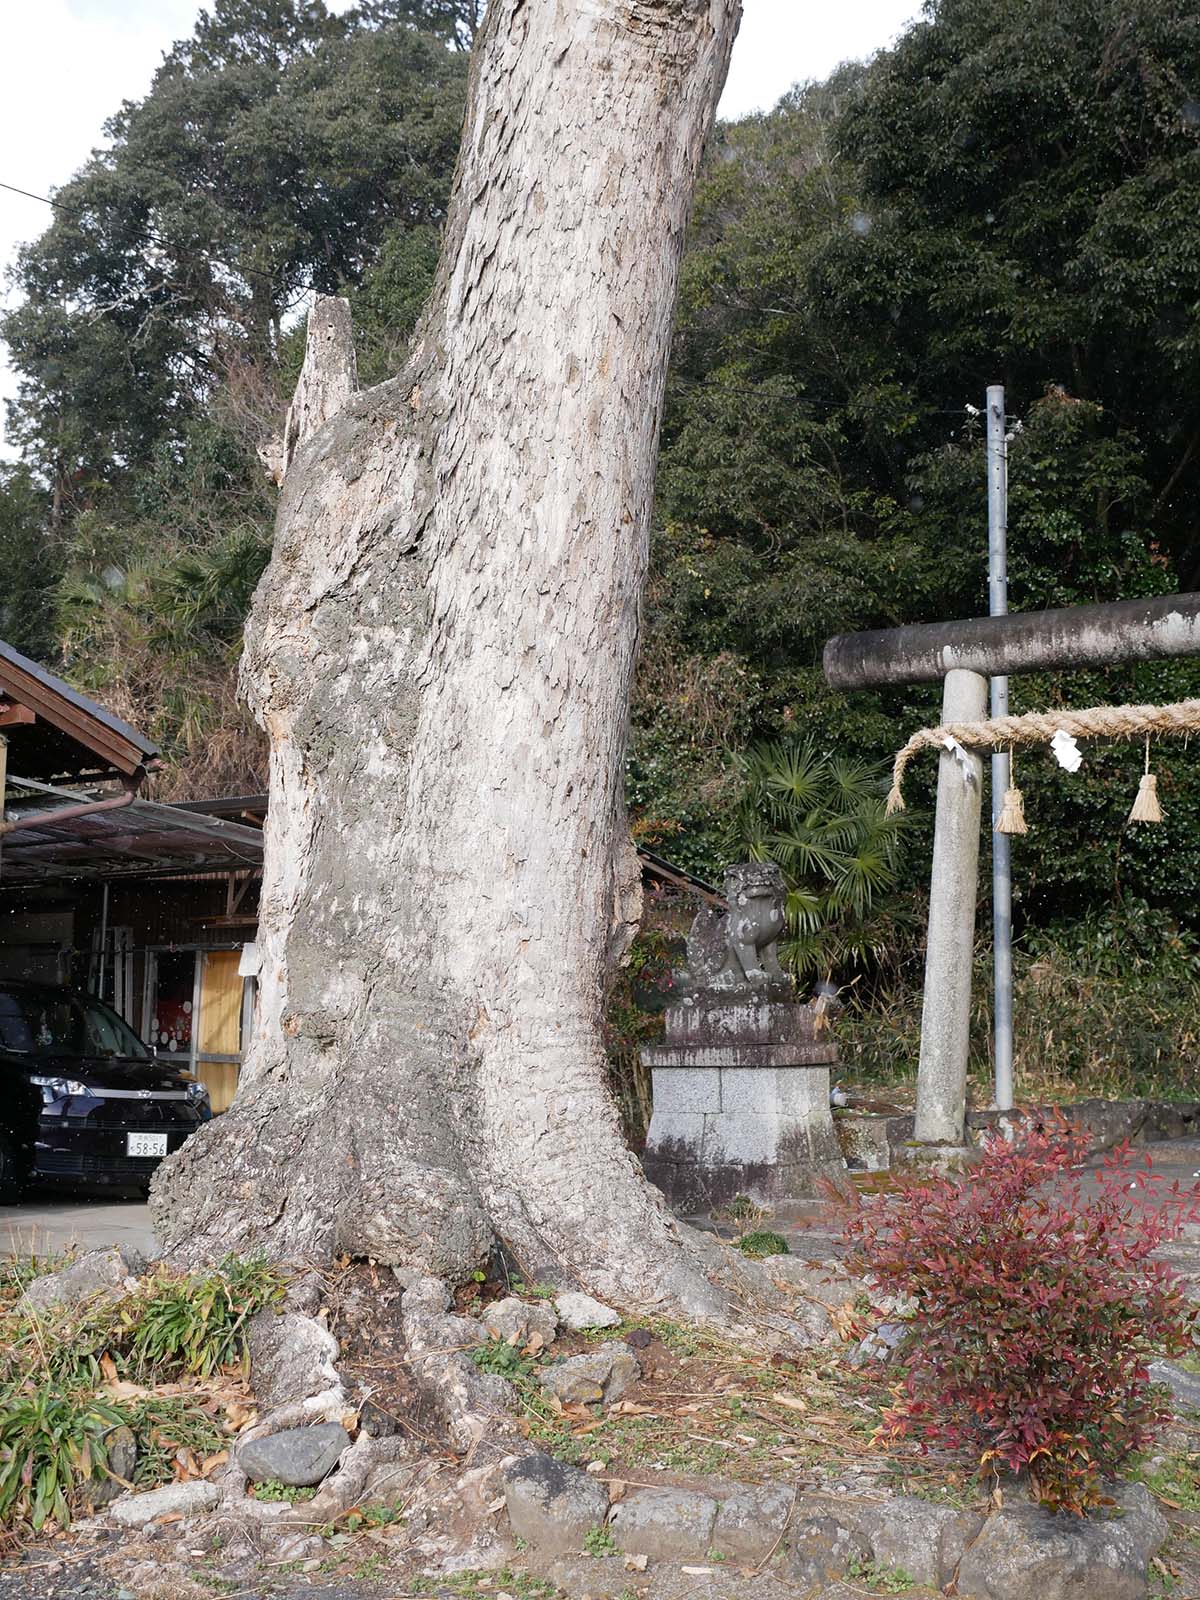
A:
[[127, 1133, 168, 1158]]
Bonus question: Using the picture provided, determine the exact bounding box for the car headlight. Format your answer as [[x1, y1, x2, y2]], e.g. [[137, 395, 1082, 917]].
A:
[[184, 1080, 212, 1116], [31, 1075, 88, 1103]]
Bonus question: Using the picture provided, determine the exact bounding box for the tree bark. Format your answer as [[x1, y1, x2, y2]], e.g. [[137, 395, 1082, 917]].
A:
[[151, 0, 742, 1319]]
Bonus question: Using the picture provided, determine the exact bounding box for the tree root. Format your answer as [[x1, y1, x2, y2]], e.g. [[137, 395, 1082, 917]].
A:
[[401, 1277, 525, 1461]]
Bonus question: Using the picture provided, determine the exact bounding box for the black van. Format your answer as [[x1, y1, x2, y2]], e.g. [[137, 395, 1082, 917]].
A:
[[0, 981, 211, 1198]]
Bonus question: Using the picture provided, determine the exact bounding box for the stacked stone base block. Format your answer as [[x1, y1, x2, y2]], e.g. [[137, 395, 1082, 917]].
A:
[[642, 1001, 844, 1211]]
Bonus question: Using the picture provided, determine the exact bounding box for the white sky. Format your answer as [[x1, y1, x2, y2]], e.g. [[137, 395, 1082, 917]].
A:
[[0, 0, 921, 453]]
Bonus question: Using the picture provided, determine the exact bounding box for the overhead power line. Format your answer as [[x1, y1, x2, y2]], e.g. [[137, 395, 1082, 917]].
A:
[[0, 177, 296, 293]]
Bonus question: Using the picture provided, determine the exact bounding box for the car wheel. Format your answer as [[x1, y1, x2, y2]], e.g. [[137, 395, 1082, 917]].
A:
[[0, 1133, 26, 1202]]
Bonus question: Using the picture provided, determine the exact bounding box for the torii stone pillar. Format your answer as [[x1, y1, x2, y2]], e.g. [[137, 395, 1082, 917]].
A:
[[824, 592, 1200, 1147], [914, 668, 987, 1144]]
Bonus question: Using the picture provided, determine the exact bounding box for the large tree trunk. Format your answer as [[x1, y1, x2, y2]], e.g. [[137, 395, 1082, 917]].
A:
[[151, 0, 742, 1318]]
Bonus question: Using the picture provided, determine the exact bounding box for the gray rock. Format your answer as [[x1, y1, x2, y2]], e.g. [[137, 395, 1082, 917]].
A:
[[539, 1342, 640, 1406], [762, 1256, 865, 1342], [247, 1310, 340, 1406], [555, 1292, 620, 1332], [402, 1276, 452, 1315], [109, 1480, 221, 1527], [282, 1272, 324, 1317], [19, 1247, 146, 1312], [846, 1321, 909, 1369], [89, 1426, 137, 1508], [955, 1482, 1168, 1600], [1149, 1357, 1200, 1415], [270, 1532, 325, 1564], [358, 1397, 399, 1438], [788, 1517, 871, 1587], [502, 1452, 610, 1555], [857, 1495, 984, 1590], [607, 1486, 718, 1561], [440, 1313, 489, 1347], [236, 1423, 349, 1487], [712, 1483, 794, 1564], [539, 1362, 604, 1405], [482, 1296, 557, 1348]]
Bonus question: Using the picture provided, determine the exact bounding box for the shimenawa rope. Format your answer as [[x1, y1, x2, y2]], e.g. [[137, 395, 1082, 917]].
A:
[[885, 697, 1200, 815]]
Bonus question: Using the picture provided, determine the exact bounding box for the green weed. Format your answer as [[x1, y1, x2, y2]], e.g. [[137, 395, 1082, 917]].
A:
[[1134, 1453, 1200, 1511], [0, 1254, 284, 1532], [343, 1502, 404, 1531], [583, 1524, 619, 1557], [737, 1230, 790, 1259], [0, 1388, 127, 1530], [845, 1554, 915, 1592], [127, 1396, 224, 1488], [251, 1479, 317, 1504], [410, 1569, 561, 1599], [128, 1256, 285, 1377], [471, 1340, 534, 1380]]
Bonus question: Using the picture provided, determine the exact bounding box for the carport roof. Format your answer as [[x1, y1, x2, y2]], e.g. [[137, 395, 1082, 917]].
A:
[[1, 788, 264, 884], [0, 788, 717, 897]]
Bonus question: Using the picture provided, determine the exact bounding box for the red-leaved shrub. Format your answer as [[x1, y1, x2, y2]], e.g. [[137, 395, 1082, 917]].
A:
[[844, 1122, 1200, 1512]]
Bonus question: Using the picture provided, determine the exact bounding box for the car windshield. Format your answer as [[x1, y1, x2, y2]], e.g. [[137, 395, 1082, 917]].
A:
[[0, 989, 151, 1060]]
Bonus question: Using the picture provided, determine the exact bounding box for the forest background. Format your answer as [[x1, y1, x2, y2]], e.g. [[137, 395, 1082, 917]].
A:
[[3, 0, 1199, 1125]]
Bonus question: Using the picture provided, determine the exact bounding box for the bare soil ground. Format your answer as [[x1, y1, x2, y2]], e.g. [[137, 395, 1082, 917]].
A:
[[3, 1145, 1200, 1598]]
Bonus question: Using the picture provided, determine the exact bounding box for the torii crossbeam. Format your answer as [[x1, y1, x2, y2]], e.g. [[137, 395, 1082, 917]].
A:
[[823, 592, 1200, 1149]]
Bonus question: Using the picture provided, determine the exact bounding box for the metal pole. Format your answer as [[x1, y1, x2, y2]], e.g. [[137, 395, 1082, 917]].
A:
[[97, 882, 109, 1002], [987, 384, 1014, 1112], [0, 735, 7, 883]]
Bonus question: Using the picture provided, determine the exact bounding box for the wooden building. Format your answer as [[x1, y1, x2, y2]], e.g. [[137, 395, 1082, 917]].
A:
[[0, 641, 263, 1111], [0, 640, 717, 1116]]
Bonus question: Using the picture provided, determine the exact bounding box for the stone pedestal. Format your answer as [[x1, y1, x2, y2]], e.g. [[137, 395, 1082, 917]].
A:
[[642, 998, 844, 1213]]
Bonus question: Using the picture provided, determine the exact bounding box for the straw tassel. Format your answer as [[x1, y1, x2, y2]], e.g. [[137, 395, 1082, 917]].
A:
[[994, 749, 1028, 835], [1128, 737, 1164, 824], [885, 782, 906, 816]]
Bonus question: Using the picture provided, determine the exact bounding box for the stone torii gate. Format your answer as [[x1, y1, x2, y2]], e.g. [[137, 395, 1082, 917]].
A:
[[823, 592, 1200, 1150]]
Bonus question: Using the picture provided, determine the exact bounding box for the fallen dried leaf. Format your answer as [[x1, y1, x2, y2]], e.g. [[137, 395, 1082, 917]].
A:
[[224, 1400, 256, 1432], [623, 1552, 647, 1572], [769, 1394, 808, 1413], [100, 1379, 155, 1402]]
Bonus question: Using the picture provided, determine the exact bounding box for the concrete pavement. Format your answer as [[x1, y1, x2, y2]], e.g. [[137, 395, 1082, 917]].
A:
[[0, 1192, 156, 1261]]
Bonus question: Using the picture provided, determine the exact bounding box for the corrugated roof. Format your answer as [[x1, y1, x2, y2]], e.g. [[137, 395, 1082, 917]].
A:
[[1, 792, 263, 883]]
